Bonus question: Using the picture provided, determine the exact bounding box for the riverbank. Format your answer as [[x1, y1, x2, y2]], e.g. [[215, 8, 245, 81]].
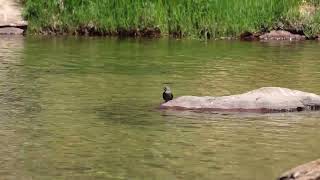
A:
[[21, 0, 320, 39]]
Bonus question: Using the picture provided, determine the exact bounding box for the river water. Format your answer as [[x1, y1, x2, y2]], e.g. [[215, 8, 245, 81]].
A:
[[1, 36, 320, 180]]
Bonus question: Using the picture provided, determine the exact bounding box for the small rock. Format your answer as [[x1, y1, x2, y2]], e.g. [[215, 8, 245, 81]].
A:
[[0, 27, 24, 35], [260, 30, 305, 41]]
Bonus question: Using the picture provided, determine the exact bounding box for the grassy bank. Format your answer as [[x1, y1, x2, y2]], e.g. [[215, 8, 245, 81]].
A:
[[23, 0, 320, 38]]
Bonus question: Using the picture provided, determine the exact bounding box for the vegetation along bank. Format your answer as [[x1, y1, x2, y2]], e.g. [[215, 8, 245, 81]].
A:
[[22, 0, 320, 39]]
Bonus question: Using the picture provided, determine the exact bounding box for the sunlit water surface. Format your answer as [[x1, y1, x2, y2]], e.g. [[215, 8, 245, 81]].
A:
[[0, 36, 320, 180]]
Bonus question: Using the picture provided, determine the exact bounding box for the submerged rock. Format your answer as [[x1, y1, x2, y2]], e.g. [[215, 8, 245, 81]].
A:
[[160, 87, 320, 113], [278, 159, 320, 180], [260, 30, 305, 41]]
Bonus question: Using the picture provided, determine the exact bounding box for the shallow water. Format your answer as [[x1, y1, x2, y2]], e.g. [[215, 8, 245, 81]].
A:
[[0, 36, 320, 180]]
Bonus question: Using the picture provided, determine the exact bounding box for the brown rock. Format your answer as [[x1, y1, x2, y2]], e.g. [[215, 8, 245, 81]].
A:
[[260, 30, 305, 41], [278, 159, 320, 180], [160, 87, 320, 113], [240, 31, 261, 41]]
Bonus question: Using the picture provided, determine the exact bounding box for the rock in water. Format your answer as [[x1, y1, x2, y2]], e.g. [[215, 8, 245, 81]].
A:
[[0, 27, 24, 35], [278, 159, 320, 180], [259, 30, 305, 41], [160, 87, 320, 113]]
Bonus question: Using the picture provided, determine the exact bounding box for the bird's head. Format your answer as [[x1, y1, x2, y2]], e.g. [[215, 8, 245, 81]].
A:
[[164, 86, 171, 92]]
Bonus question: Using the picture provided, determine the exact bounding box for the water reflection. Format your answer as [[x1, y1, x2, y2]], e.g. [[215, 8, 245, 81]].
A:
[[0, 36, 26, 180], [1, 37, 320, 179]]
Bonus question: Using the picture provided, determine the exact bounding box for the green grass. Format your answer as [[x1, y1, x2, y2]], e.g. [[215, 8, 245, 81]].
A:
[[23, 0, 320, 38]]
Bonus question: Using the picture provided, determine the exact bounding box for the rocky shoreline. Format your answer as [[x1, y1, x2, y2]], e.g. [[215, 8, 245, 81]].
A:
[[1, 0, 319, 41], [0, 1, 313, 40], [7, 25, 312, 41], [240, 30, 307, 41], [0, 24, 312, 41], [0, 0, 312, 41]]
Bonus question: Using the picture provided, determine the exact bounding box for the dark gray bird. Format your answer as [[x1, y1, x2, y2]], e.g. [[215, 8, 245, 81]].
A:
[[163, 86, 173, 102]]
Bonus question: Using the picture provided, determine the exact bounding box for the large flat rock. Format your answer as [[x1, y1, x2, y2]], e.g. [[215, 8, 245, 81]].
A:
[[160, 87, 320, 113], [0, 0, 26, 34], [278, 159, 320, 180]]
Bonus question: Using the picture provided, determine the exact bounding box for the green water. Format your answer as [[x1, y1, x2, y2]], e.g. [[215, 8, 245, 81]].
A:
[[1, 36, 320, 180]]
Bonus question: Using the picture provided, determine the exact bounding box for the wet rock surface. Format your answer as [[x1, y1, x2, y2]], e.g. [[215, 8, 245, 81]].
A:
[[278, 159, 320, 180], [160, 87, 320, 113]]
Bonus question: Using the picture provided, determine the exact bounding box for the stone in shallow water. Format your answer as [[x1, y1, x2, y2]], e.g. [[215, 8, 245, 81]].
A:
[[278, 159, 320, 180], [160, 87, 320, 113], [260, 30, 305, 41], [0, 27, 24, 35]]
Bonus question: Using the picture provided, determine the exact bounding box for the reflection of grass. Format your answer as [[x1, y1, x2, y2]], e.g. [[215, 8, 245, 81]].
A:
[[23, 0, 310, 38], [18, 37, 320, 179]]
